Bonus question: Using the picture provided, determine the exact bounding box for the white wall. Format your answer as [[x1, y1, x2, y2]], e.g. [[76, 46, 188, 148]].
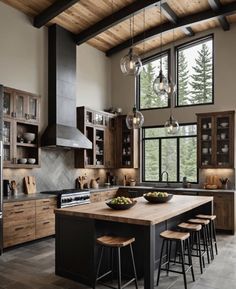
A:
[[76, 44, 111, 111]]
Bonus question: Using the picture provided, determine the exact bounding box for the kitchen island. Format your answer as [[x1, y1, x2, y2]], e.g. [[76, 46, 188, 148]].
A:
[[55, 195, 213, 289]]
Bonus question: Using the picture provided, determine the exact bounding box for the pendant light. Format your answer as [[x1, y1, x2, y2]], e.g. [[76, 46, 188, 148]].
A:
[[165, 28, 179, 135], [125, 9, 146, 129], [153, 1, 169, 96], [120, 15, 143, 76]]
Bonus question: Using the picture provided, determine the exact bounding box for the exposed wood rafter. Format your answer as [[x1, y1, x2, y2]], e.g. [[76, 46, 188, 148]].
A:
[[75, 0, 160, 45], [33, 0, 79, 28], [159, 2, 195, 37], [106, 1, 236, 56], [208, 0, 230, 31]]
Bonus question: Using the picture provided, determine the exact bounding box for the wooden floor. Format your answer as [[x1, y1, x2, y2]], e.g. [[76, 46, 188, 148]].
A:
[[0, 234, 235, 289]]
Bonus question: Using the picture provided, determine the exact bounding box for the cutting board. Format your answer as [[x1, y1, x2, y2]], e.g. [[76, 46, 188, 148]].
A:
[[24, 176, 36, 194], [205, 175, 220, 189]]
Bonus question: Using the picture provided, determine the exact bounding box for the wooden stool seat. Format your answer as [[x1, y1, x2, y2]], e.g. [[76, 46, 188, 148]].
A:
[[196, 214, 216, 221], [188, 218, 210, 225], [178, 222, 202, 231], [160, 230, 190, 241], [97, 235, 135, 247]]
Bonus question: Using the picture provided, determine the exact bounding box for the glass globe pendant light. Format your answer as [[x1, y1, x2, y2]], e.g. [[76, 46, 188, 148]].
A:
[[165, 115, 179, 135], [126, 105, 144, 129]]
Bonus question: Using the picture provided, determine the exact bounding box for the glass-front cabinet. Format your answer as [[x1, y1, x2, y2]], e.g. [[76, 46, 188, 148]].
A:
[[197, 111, 234, 168]]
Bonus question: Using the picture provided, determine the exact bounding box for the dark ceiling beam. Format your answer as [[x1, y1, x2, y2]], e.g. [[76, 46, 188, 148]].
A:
[[106, 1, 236, 56], [34, 0, 79, 28], [75, 0, 160, 45], [208, 0, 230, 31], [159, 2, 195, 37]]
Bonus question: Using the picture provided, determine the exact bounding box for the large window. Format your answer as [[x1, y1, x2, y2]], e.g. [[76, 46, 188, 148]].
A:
[[138, 51, 169, 110], [177, 36, 213, 106], [142, 124, 197, 183]]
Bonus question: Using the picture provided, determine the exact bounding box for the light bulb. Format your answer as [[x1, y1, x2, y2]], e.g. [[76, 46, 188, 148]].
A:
[[120, 48, 143, 76], [126, 106, 144, 129]]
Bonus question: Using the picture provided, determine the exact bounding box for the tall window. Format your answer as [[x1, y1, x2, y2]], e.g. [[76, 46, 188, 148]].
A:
[[176, 35, 213, 106], [142, 124, 197, 183], [138, 51, 169, 110]]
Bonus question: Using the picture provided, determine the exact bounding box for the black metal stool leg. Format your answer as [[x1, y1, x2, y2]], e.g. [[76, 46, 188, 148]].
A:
[[129, 244, 138, 289], [197, 231, 203, 274], [212, 220, 218, 255], [94, 246, 104, 289], [157, 239, 165, 286], [187, 238, 195, 282], [180, 240, 187, 289], [202, 226, 210, 264], [207, 223, 214, 260], [166, 240, 170, 276], [117, 247, 122, 289]]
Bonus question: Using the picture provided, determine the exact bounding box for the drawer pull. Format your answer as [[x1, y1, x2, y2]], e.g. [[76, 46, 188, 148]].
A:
[[15, 227, 24, 231], [15, 210, 24, 214], [14, 204, 23, 207], [43, 221, 50, 225], [43, 207, 50, 210], [42, 200, 50, 203]]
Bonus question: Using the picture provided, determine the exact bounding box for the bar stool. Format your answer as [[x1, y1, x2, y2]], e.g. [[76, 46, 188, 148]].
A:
[[177, 222, 205, 274], [94, 235, 138, 289], [188, 218, 212, 263], [196, 214, 218, 256], [156, 230, 195, 289]]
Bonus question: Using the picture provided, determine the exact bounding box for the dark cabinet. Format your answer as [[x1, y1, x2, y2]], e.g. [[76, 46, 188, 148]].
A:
[[197, 111, 234, 168]]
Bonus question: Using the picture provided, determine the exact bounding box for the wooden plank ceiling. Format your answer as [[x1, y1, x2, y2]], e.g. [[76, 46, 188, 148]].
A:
[[2, 0, 236, 56]]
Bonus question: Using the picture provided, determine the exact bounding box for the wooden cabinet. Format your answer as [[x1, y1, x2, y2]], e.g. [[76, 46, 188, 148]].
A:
[[3, 197, 56, 248], [116, 115, 139, 168], [197, 111, 234, 168], [90, 189, 118, 203], [198, 191, 235, 233], [3, 86, 40, 168], [75, 106, 116, 168]]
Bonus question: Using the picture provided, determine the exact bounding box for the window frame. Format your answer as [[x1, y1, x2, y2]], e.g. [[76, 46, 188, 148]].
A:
[[175, 34, 215, 108], [142, 123, 199, 184], [137, 49, 171, 111]]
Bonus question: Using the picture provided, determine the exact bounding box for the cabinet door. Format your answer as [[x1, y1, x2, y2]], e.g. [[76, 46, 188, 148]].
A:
[[28, 95, 40, 123], [105, 127, 115, 168], [14, 91, 28, 120], [3, 87, 14, 118], [3, 119, 14, 166], [95, 128, 104, 167], [214, 195, 233, 230]]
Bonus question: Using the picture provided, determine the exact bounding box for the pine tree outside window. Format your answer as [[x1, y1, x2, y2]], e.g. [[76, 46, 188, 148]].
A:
[[138, 51, 170, 110], [176, 35, 213, 106]]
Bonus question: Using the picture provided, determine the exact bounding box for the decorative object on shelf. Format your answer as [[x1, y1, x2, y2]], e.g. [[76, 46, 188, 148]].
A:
[[23, 132, 36, 143], [120, 12, 142, 76], [27, 158, 36, 164], [153, 1, 169, 96], [18, 158, 27, 164], [9, 180, 17, 195]]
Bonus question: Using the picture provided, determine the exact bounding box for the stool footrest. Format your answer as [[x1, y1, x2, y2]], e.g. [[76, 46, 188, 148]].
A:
[[96, 270, 112, 281]]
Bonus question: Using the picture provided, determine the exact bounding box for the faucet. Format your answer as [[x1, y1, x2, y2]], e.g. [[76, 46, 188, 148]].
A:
[[161, 171, 169, 187]]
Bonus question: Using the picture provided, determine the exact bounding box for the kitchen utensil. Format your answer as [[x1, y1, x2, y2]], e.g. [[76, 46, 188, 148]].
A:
[[18, 158, 27, 164], [90, 178, 99, 189], [24, 176, 36, 194], [23, 132, 35, 143], [77, 176, 87, 189], [9, 180, 17, 195]]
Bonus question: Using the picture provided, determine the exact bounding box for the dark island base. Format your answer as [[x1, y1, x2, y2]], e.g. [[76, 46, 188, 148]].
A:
[[55, 202, 211, 289]]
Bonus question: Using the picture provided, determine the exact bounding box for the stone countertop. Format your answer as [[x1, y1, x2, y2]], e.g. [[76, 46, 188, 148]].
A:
[[89, 186, 119, 193], [55, 195, 213, 226], [3, 193, 56, 203]]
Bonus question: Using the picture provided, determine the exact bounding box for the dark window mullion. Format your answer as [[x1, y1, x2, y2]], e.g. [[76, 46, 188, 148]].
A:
[[177, 138, 180, 183], [159, 138, 162, 182]]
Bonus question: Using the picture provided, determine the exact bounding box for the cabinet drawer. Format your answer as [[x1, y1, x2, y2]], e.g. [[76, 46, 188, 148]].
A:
[[4, 207, 35, 227], [36, 205, 55, 220], [36, 218, 55, 239], [4, 200, 35, 210], [36, 198, 56, 207], [3, 222, 35, 248]]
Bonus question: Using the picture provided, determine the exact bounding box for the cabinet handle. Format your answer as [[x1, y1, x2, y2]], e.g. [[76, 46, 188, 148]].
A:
[[42, 200, 50, 203], [15, 210, 24, 214], [43, 221, 50, 225], [14, 204, 23, 207], [43, 207, 50, 210], [15, 226, 24, 231]]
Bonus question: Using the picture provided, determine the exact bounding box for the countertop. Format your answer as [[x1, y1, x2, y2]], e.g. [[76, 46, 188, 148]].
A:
[[55, 195, 213, 226], [3, 193, 56, 203]]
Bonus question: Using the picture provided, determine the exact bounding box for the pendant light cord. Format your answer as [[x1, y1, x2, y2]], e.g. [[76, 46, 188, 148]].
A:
[[160, 0, 163, 71]]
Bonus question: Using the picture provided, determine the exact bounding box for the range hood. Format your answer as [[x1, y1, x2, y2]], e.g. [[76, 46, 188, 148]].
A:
[[41, 24, 92, 149]]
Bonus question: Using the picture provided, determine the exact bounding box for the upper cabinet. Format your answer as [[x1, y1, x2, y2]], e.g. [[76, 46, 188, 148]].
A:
[[197, 111, 234, 169], [3, 87, 40, 123], [116, 115, 139, 169], [75, 107, 116, 169]]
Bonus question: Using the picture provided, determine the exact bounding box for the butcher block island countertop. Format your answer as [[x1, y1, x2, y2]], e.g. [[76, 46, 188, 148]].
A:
[[55, 195, 213, 225]]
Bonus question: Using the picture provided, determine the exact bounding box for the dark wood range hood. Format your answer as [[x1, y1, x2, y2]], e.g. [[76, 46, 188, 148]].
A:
[[41, 24, 92, 149]]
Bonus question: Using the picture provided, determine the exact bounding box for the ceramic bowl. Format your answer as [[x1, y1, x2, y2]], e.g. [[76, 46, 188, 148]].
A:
[[202, 134, 208, 140], [202, 148, 208, 154], [143, 193, 173, 203], [222, 148, 228, 153], [18, 158, 27, 164], [220, 122, 228, 128], [27, 158, 36, 164], [23, 133, 35, 143], [106, 200, 137, 210]]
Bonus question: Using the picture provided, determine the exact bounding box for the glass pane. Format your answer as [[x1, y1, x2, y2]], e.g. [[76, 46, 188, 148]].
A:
[[3, 145, 10, 161], [29, 98, 37, 119], [3, 92, 11, 115], [16, 95, 24, 117], [95, 130, 104, 165], [3, 121, 10, 143], [144, 140, 159, 181], [161, 139, 177, 181], [140, 54, 169, 109], [177, 37, 213, 106], [180, 137, 197, 182], [94, 113, 104, 125], [144, 124, 197, 138]]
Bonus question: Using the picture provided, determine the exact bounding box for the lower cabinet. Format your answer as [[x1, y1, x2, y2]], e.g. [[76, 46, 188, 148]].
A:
[[90, 189, 118, 203], [3, 197, 56, 248], [198, 192, 235, 233]]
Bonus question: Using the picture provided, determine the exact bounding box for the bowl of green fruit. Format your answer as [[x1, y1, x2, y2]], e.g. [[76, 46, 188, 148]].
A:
[[106, 197, 137, 210], [143, 192, 173, 203]]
